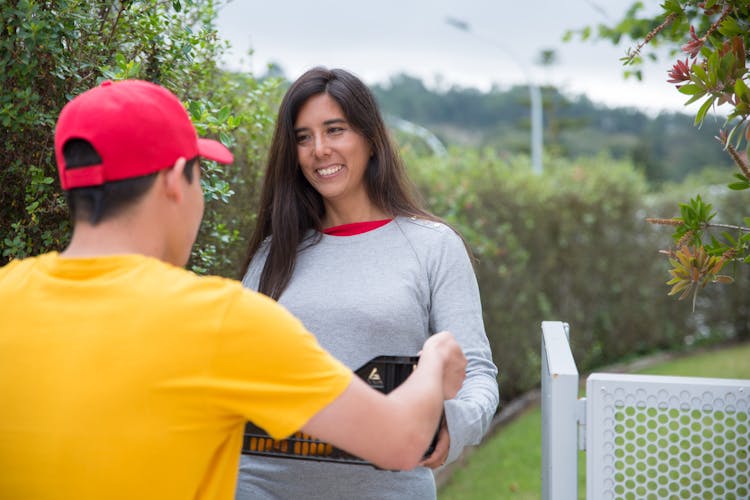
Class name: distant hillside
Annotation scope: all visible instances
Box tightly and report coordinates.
[371,73,732,183]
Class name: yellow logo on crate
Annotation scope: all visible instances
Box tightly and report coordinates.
[367,367,384,389]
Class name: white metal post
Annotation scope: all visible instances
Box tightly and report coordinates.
[541,321,579,500]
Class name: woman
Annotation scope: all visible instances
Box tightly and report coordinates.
[236,67,498,499]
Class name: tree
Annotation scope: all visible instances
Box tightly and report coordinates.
[572,0,750,309]
[0,0,280,276]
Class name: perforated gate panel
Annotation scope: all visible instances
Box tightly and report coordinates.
[586,373,750,500]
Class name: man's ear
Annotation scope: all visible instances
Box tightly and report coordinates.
[163,157,187,202]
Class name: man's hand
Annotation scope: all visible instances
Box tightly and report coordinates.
[421,331,466,399]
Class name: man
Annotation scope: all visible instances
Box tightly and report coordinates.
[0,79,466,499]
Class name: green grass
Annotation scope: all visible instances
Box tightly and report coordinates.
[636,342,750,378]
[438,342,750,500]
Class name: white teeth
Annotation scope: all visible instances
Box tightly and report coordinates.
[317,165,343,176]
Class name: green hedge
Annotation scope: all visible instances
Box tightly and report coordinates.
[407,149,748,400]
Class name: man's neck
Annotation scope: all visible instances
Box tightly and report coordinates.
[62,217,166,262]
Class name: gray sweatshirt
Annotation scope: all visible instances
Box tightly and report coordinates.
[236,216,499,500]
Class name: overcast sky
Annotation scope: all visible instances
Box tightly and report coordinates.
[215,0,698,115]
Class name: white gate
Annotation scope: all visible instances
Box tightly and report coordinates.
[541,321,750,500]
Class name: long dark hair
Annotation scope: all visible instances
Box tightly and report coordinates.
[241,67,446,299]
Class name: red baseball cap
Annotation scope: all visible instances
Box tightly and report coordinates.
[54,79,233,190]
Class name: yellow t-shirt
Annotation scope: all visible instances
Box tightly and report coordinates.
[0,253,352,500]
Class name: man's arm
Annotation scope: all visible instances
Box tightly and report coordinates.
[301,331,466,470]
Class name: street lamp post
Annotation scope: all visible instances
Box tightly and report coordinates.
[446,17,543,174]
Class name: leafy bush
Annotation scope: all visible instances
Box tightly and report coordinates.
[0,0,280,276]
[570,0,750,307]
[406,148,748,399]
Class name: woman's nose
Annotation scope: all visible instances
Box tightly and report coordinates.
[313,135,330,157]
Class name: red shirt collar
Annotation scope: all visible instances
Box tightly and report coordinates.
[323,219,393,236]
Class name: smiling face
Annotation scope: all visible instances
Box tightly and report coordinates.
[294,93,373,220]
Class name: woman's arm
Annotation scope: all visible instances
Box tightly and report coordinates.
[426,226,500,465]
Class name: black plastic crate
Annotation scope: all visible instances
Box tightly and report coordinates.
[241,355,439,466]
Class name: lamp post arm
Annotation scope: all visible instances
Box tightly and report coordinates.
[445,17,543,173]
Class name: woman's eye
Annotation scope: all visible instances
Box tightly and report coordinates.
[296,134,311,144]
[328,127,344,135]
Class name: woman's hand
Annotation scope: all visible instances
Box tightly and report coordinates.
[419,418,450,469]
